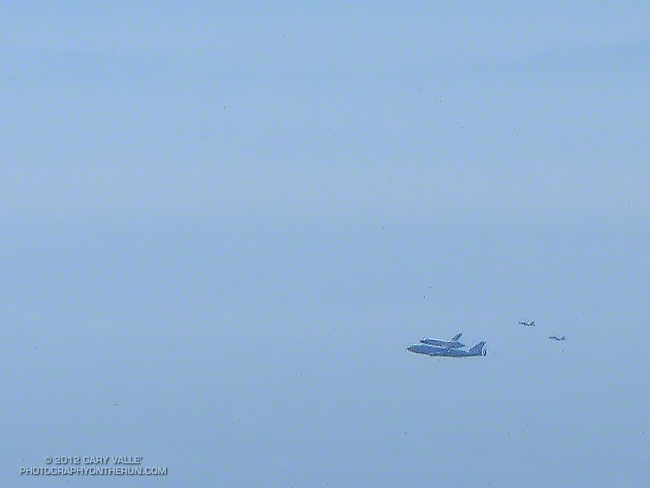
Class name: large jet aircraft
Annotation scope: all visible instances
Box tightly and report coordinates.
[407,341,487,357]
[518,320,536,327]
[419,333,465,349]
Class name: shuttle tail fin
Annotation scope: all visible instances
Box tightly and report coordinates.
[450,333,462,342]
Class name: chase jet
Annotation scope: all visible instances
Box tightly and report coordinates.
[407,341,487,357]
[518,320,536,327]
[549,335,566,341]
[419,333,465,349]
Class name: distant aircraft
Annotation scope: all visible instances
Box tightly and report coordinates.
[419,333,465,349]
[407,341,487,357]
[518,320,536,327]
[549,335,566,341]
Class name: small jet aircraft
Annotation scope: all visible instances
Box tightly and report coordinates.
[407,341,487,357]
[549,335,566,341]
[518,320,536,327]
[419,333,465,349]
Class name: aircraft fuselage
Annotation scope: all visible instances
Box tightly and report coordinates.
[407,344,484,357]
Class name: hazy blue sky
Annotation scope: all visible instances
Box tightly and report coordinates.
[1,2,649,486]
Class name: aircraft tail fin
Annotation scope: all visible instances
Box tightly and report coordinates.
[469,341,486,355]
[450,333,462,341]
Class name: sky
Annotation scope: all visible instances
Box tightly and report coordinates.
[1,1,649,486]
